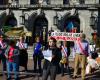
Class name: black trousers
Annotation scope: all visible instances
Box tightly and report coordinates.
[19,50,28,71]
[42,65,57,80]
[0,54,6,71]
[33,54,42,73]
[61,63,71,76]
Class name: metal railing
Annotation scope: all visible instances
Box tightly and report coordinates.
[0,4,99,10]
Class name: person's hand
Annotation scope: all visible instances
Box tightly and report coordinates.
[8,55,13,58]
[89,55,92,59]
[52,55,55,59]
[5,55,8,59]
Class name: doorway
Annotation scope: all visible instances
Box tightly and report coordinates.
[33,16,48,46]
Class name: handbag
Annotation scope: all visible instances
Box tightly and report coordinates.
[91,52,98,59]
[91,45,98,59]
[60,57,68,64]
[60,46,68,64]
[38,51,44,59]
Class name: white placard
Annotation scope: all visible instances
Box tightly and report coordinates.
[42,49,52,62]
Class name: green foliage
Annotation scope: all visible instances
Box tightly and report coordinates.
[2,26,12,33]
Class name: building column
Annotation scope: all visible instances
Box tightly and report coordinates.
[97,0,100,37]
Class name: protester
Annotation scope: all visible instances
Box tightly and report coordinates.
[16,36,28,71]
[33,37,43,74]
[72,33,90,80]
[60,41,71,77]
[5,40,19,80]
[89,41,98,59]
[86,57,99,74]
[0,35,7,72]
[42,37,62,80]
[86,41,99,74]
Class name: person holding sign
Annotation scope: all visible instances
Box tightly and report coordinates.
[72,33,90,80]
[42,37,62,80]
[60,41,71,77]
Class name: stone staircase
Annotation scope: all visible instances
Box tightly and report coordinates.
[27,46,33,59]
[27,46,74,61]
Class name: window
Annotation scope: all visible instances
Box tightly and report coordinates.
[3,0,8,4]
[30,0,38,4]
[63,0,69,4]
[45,0,50,4]
[0,0,8,5]
[79,0,85,4]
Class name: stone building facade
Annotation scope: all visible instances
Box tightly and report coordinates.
[0,0,100,45]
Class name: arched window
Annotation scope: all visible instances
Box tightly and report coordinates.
[79,0,85,4]
[63,0,69,4]
[30,0,38,4]
[0,0,8,5]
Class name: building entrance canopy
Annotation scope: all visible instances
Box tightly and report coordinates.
[5,26,32,39]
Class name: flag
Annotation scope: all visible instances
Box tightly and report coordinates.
[67,21,75,32]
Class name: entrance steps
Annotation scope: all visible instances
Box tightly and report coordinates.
[27,46,74,61]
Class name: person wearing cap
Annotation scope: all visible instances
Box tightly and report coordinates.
[42,37,62,80]
[0,35,7,71]
[72,33,90,80]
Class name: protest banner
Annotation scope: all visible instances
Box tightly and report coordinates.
[50,32,81,41]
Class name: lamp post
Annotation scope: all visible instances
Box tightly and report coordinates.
[48,27,54,36]
[53,12,59,26]
[53,11,63,29]
[90,11,98,30]
[20,11,29,25]
[43,26,46,41]
[90,11,98,43]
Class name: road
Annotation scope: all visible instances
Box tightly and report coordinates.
[0,59,100,80]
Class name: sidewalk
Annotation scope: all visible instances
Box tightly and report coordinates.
[0,59,100,80]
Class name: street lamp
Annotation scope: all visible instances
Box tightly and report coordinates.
[20,11,29,25]
[53,12,59,25]
[48,27,54,36]
[90,11,98,43]
[43,26,46,41]
[53,11,63,27]
[90,11,98,30]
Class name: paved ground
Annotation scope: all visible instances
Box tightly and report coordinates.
[0,59,100,80]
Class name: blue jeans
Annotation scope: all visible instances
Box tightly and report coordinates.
[7,61,19,79]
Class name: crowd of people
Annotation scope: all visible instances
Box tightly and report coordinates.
[0,33,100,80]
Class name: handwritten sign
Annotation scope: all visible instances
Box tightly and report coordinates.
[50,32,81,41]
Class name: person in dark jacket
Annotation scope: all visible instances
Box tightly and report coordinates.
[42,37,62,80]
[0,35,7,71]
[16,36,28,71]
[5,40,19,80]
